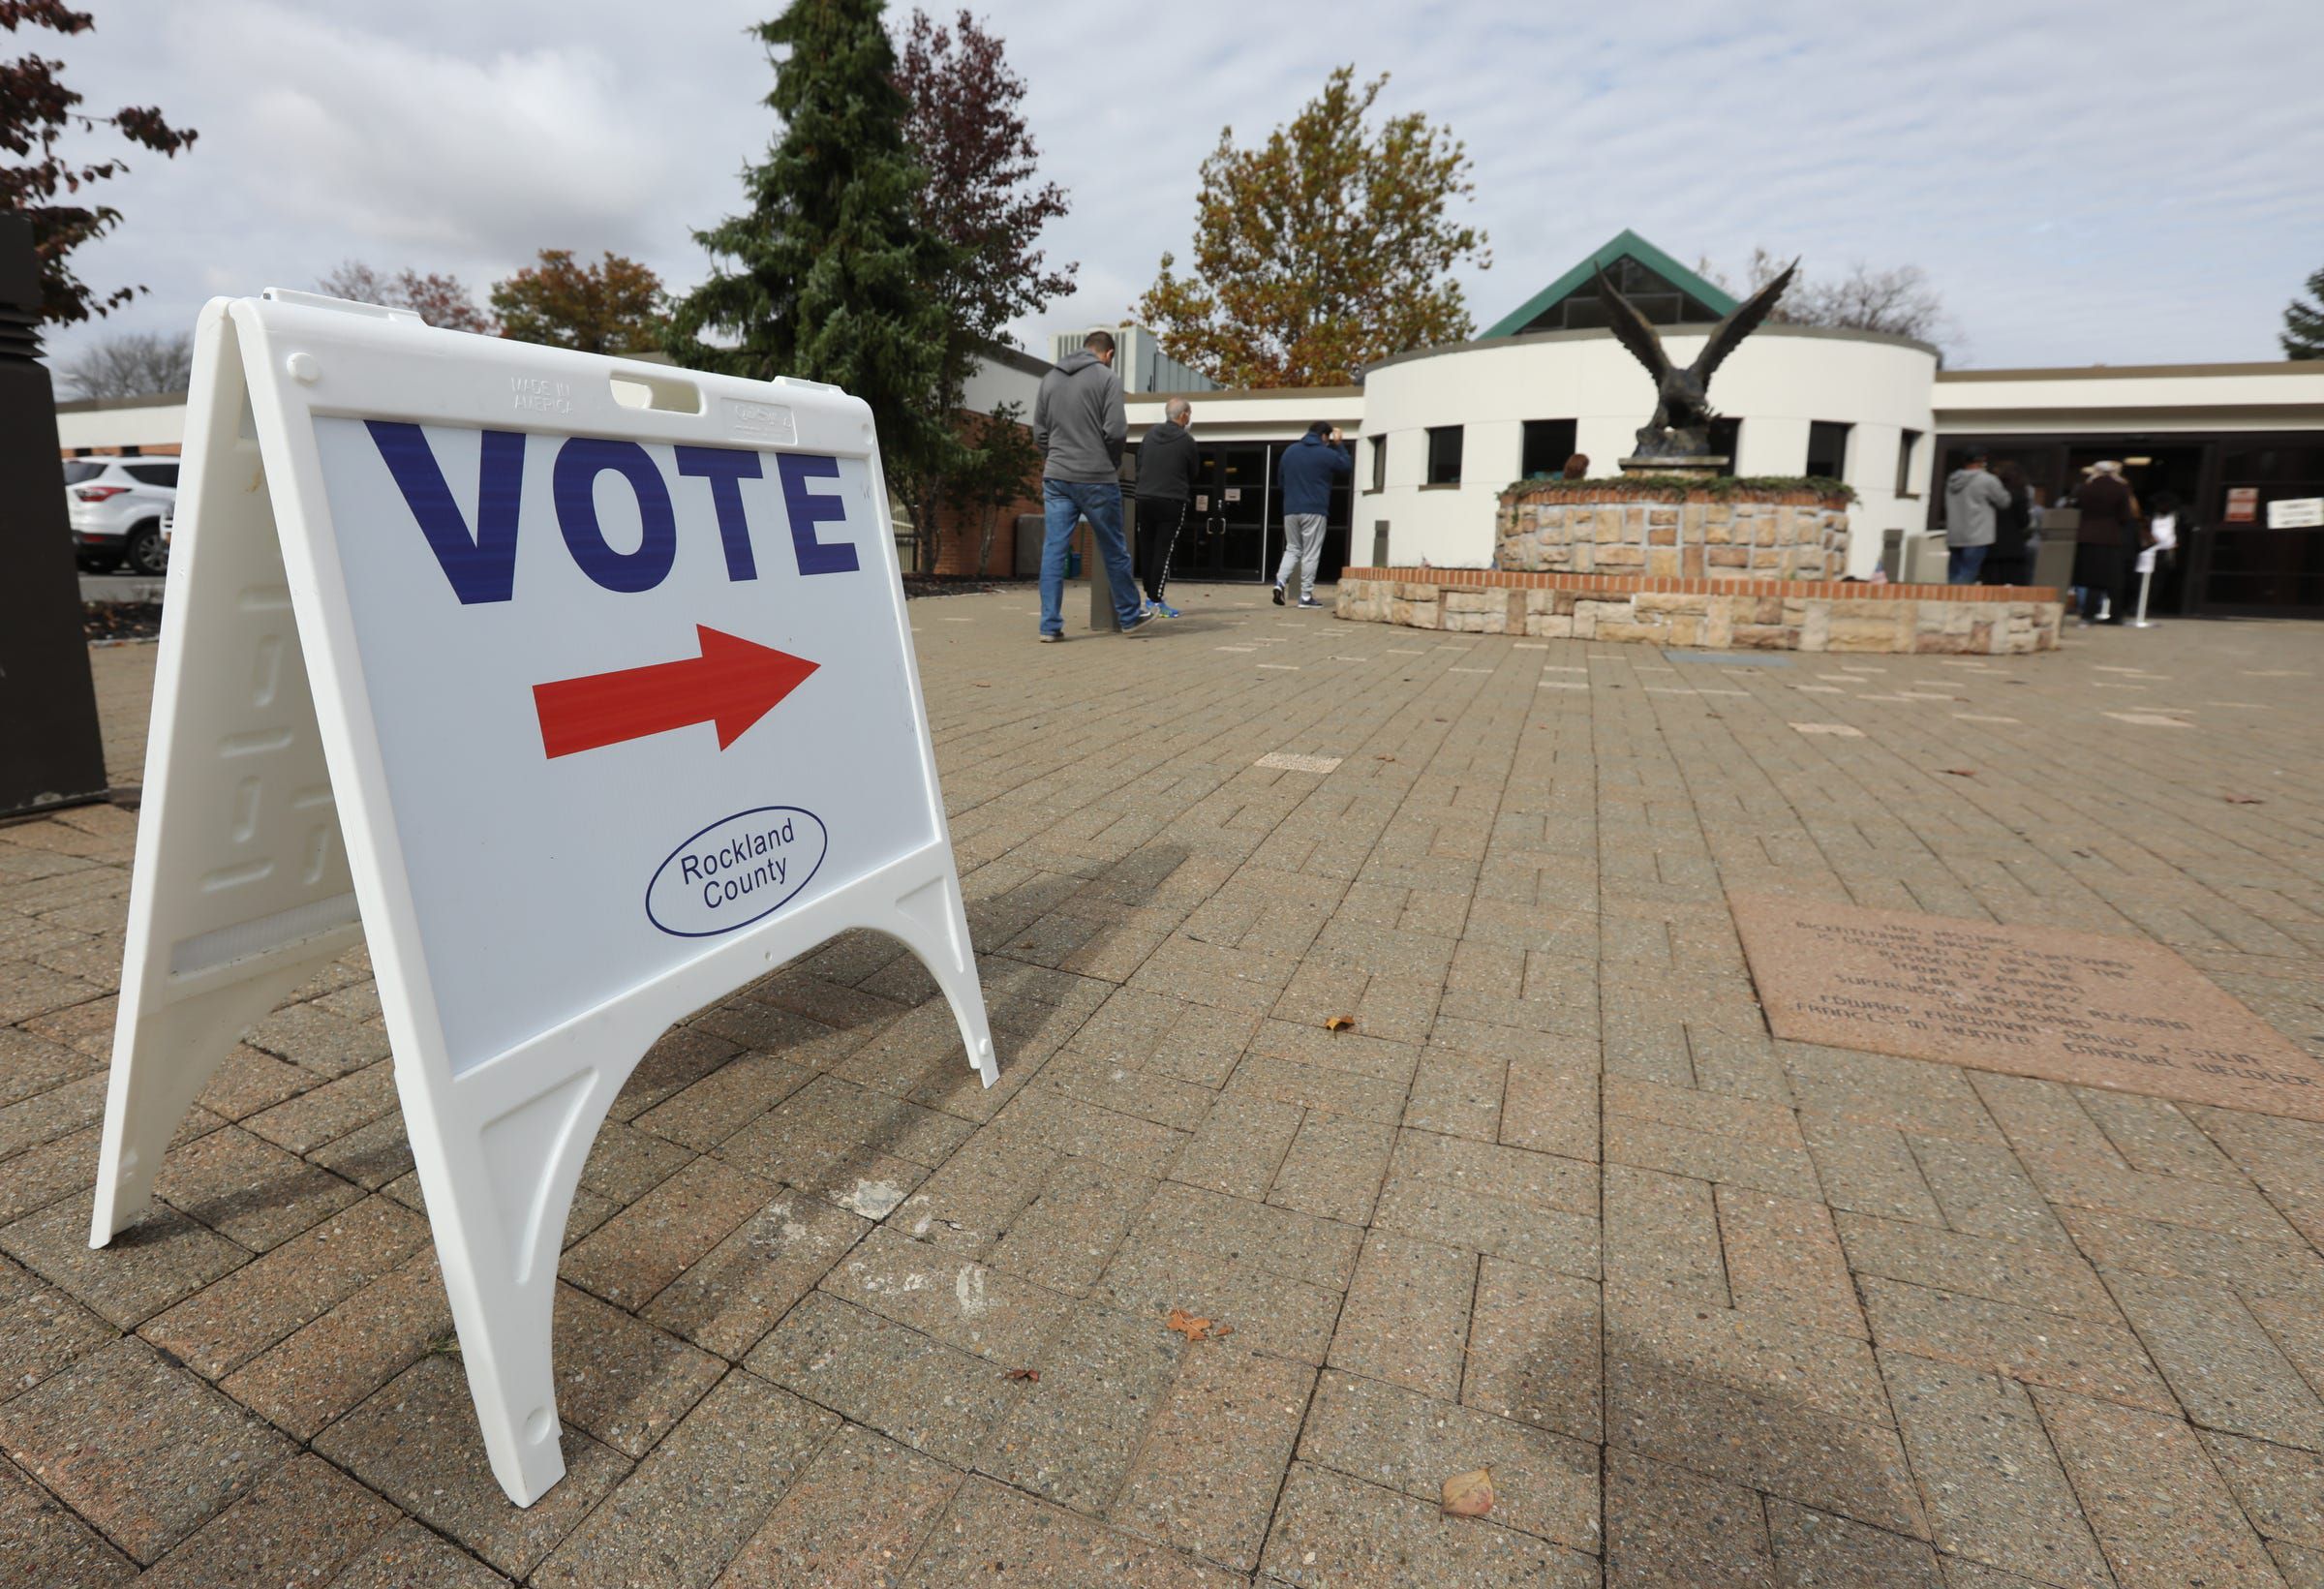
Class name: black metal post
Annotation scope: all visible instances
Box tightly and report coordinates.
[0,215,110,816]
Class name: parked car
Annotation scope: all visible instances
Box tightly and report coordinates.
[65,456,177,574]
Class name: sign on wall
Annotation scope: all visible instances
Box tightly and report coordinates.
[89,291,994,1507]
[2225,486,2258,523]
[2267,497,2323,529]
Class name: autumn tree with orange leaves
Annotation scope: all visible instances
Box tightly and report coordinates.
[1139,67,1487,388]
[492,249,667,354]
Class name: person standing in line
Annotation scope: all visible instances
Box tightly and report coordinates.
[1274,420,1351,608]
[1033,329,1150,641]
[1980,459,2034,585]
[1942,446,2009,584]
[1133,397,1197,618]
[2136,488,2185,616]
[2072,460,2136,626]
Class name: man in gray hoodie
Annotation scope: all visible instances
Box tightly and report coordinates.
[1942,447,2011,585]
[1033,330,1148,640]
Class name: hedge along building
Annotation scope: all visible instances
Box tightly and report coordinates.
[1121,229,2324,618]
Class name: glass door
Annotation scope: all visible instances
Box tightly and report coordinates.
[1177,444,1270,582]
[2200,439,2324,615]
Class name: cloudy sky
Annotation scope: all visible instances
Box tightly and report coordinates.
[39,0,2324,376]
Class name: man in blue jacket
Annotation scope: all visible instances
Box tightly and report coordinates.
[1274,421,1350,608]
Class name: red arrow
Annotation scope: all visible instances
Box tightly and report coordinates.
[533,626,818,759]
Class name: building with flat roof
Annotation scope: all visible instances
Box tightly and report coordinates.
[1117,231,2324,618]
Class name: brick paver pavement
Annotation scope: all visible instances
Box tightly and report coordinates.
[4,586,2323,1585]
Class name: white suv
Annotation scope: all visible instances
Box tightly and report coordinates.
[66,456,177,575]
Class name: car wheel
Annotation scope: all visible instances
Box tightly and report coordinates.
[123,521,167,576]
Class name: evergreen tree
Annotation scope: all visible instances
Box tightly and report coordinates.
[2284,266,2324,360]
[672,0,949,493]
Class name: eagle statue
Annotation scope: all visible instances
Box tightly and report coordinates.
[1594,259,1797,461]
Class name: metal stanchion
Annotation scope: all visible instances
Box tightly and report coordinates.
[2132,562,2156,628]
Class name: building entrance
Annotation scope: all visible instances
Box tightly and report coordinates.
[2202,438,2324,615]
[2064,444,2205,618]
[1171,443,1269,583]
[1130,438,1358,586]
[1934,433,2324,620]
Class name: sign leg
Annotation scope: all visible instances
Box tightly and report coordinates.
[884,871,997,1085]
[92,956,331,1243]
[403,1059,622,1507]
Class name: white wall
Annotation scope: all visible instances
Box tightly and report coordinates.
[1358,324,1938,573]
[1933,362,2324,435]
[1124,389,1363,443]
[55,398,187,452]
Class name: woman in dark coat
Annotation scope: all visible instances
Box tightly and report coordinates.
[2071,462,2136,624]
[1981,460,2034,585]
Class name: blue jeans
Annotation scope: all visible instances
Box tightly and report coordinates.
[1040,479,1142,635]
[1946,545,1988,585]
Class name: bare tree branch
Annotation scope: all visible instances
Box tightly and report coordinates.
[53,328,192,398]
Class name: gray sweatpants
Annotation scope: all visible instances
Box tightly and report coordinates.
[1277,512,1327,598]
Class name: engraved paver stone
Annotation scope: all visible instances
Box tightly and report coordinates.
[1733,896,2324,1120]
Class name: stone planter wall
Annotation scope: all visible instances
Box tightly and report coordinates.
[1334,568,2063,655]
[1498,483,1850,584]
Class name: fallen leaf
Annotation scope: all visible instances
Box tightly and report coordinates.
[1165,1307,1232,1342]
[1003,1367,1039,1382]
[1442,1468,1495,1517]
[2224,793,2265,805]
[1941,768,1977,778]
[1375,754,1396,762]
[1325,1015,1358,1033]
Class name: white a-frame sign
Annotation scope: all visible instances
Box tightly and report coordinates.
[91,291,995,1506]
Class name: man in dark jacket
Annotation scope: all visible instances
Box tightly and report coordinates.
[1273,421,1351,608]
[1133,398,1198,616]
[1033,330,1147,640]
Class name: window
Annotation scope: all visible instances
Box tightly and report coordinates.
[1521,418,1579,479]
[62,460,106,484]
[1528,256,1726,333]
[1895,428,1922,495]
[1367,434,1387,492]
[1806,422,1851,482]
[1425,426,1464,486]
[126,462,180,487]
